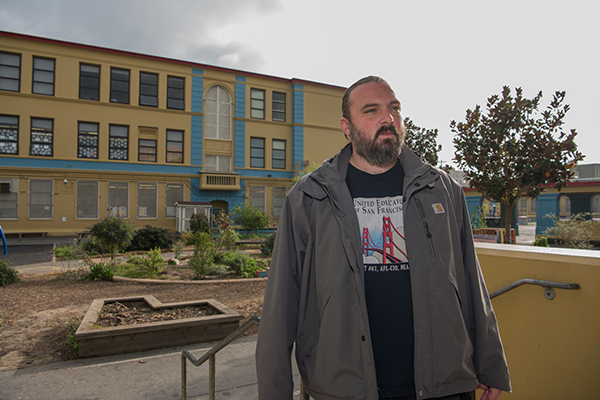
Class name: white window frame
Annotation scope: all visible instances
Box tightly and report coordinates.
[165,183,185,218]
[108,181,129,217]
[204,154,231,173]
[204,85,231,140]
[0,177,18,219]
[28,179,53,219]
[250,185,266,213]
[137,182,158,218]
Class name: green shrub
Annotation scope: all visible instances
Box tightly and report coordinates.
[53,245,79,260]
[261,233,276,256]
[187,232,216,277]
[214,212,239,249]
[544,213,598,249]
[85,261,114,281]
[88,215,135,259]
[189,213,210,234]
[122,248,166,278]
[65,317,81,355]
[230,204,270,234]
[173,240,185,259]
[0,260,21,287]
[127,225,173,251]
[533,236,549,247]
[218,250,266,277]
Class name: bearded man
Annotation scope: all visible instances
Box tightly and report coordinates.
[256,76,511,400]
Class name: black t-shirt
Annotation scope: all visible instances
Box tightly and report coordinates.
[346,161,415,398]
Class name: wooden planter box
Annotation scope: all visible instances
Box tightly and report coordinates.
[75,295,242,358]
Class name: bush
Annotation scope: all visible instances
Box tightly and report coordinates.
[0,260,21,287]
[189,213,210,234]
[125,247,165,278]
[261,233,276,256]
[217,250,267,277]
[88,215,135,259]
[187,232,216,277]
[127,225,173,251]
[230,204,270,234]
[544,213,598,249]
[85,261,114,281]
[214,211,239,249]
[533,236,549,247]
[53,245,78,260]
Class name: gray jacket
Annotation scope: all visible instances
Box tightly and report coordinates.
[256,144,511,399]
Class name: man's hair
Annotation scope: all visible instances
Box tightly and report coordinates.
[341,76,389,121]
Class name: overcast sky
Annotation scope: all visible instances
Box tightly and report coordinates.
[1,0,598,165]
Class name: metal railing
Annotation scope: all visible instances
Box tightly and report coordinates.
[181,316,310,400]
[490,279,580,300]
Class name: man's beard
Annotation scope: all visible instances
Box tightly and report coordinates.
[349,122,404,166]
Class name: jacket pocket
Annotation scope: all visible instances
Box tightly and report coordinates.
[414,196,436,258]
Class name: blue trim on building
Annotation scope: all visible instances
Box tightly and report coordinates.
[465,196,483,226]
[235,75,246,82]
[536,193,561,236]
[0,157,200,175]
[292,86,305,169]
[191,115,203,167]
[191,75,204,114]
[292,85,304,124]
[192,68,203,76]
[235,81,246,119]
[190,178,246,210]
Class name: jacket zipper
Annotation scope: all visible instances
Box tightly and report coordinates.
[414,196,436,258]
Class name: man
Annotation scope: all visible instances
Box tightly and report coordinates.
[256,76,511,400]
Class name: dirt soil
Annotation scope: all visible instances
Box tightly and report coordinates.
[98,300,220,327]
[0,273,266,371]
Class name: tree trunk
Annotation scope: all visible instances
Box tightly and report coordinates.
[504,201,514,244]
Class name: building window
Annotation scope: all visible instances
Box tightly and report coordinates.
[108,181,129,217]
[79,64,100,100]
[110,68,130,104]
[77,122,99,159]
[251,137,265,168]
[30,118,53,157]
[0,178,18,219]
[251,89,265,119]
[109,125,128,160]
[138,139,157,162]
[250,186,266,213]
[166,129,183,163]
[138,182,157,218]
[165,183,184,218]
[29,179,52,219]
[0,52,20,92]
[519,199,528,215]
[205,85,231,139]
[32,57,55,96]
[272,92,286,122]
[139,72,158,107]
[530,198,537,214]
[204,155,231,173]
[0,115,19,155]
[76,181,99,219]
[272,186,286,218]
[167,76,185,110]
[272,139,286,169]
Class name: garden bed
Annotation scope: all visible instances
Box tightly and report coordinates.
[74,295,242,357]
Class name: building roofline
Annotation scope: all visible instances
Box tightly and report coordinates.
[0,30,346,91]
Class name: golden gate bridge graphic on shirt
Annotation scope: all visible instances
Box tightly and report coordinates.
[362,216,408,264]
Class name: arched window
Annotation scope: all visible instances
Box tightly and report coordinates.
[204,85,231,140]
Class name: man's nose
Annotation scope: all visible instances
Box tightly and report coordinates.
[380,111,395,125]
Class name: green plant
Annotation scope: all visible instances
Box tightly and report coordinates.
[53,245,78,260]
[85,261,114,281]
[173,240,185,259]
[218,250,267,277]
[187,232,216,277]
[88,215,135,260]
[127,225,174,251]
[189,213,210,234]
[533,236,549,247]
[0,259,21,287]
[230,204,270,234]
[123,248,166,278]
[214,211,239,249]
[544,213,598,249]
[65,316,81,355]
[261,233,276,256]
[470,206,488,230]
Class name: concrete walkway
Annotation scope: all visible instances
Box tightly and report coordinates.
[0,335,304,400]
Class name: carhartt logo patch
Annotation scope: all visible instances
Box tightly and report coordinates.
[431,203,445,214]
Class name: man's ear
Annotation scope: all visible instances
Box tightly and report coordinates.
[340,117,351,139]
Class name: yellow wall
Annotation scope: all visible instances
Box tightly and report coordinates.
[475,243,600,399]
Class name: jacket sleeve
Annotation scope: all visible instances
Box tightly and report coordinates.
[256,188,308,400]
[456,184,512,393]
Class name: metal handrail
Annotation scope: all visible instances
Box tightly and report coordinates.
[490,279,580,299]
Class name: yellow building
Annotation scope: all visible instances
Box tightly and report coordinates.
[0,31,348,236]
